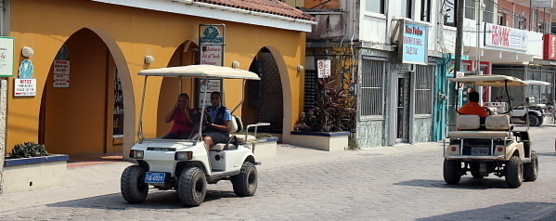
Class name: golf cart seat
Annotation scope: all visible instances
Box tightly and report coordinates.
[447,114,512,138]
[210,115,256,151]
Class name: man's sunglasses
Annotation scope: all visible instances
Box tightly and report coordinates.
[178,99,189,103]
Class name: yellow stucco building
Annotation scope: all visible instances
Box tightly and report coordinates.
[4,0,314,156]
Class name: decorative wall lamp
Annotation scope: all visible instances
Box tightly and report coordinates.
[22,46,34,58]
[232,61,240,68]
[144,55,155,64]
[297,65,305,72]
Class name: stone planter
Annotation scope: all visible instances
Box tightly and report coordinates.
[289,131,349,152]
[2,154,69,193]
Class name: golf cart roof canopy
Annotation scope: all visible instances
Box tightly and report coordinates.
[138,64,261,80]
[452,75,528,87]
[524,80,551,86]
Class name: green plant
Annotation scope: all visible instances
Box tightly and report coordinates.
[11,142,49,158]
[294,78,354,132]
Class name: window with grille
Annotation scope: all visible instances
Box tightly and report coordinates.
[415,65,434,115]
[361,59,385,117]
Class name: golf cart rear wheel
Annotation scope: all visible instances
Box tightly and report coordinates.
[120,165,149,203]
[505,156,523,188]
[523,151,538,182]
[231,161,258,196]
[178,167,207,207]
[443,159,461,185]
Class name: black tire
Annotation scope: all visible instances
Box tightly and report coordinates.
[120,165,149,203]
[505,156,523,188]
[528,114,542,126]
[524,151,538,182]
[443,159,461,185]
[178,167,207,207]
[231,161,258,196]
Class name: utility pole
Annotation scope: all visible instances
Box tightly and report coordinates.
[454,0,464,74]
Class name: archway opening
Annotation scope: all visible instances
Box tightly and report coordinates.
[156,40,199,137]
[39,28,121,155]
[243,47,284,131]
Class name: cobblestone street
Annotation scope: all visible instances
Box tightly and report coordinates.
[1,125,556,220]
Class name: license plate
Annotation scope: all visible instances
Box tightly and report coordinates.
[471,147,490,156]
[145,172,166,183]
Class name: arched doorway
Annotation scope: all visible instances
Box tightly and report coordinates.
[39,28,126,155]
[156,40,199,137]
[243,48,284,131]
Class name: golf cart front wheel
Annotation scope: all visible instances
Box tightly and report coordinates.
[178,167,207,207]
[120,165,149,203]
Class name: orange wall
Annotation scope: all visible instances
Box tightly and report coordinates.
[7,0,307,155]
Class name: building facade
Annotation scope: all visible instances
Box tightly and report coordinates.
[297,0,556,148]
[2,0,314,156]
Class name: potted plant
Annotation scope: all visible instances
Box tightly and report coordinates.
[2,142,69,193]
[292,78,355,151]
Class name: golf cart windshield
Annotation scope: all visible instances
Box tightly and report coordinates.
[137,65,260,141]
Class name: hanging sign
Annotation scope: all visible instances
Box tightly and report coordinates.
[398,21,428,65]
[14,78,36,97]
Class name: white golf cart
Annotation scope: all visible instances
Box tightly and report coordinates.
[444,75,538,188]
[485,80,552,126]
[121,65,268,206]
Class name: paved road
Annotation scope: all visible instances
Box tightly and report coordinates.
[1,125,556,220]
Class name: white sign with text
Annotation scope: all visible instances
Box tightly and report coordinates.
[14,78,37,97]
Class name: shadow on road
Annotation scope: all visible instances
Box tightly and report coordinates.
[416,202,556,221]
[45,189,239,210]
[394,177,520,189]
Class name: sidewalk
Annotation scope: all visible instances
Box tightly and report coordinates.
[0,142,443,213]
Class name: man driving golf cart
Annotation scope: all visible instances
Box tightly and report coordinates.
[459,90,488,117]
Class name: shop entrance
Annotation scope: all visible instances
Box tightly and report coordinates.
[243,48,283,131]
[395,72,411,144]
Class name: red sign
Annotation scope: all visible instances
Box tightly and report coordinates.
[543,34,556,60]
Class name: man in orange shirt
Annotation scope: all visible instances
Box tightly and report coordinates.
[459,91,488,117]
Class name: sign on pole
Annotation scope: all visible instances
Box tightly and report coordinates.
[198,24,225,107]
[456,71,465,90]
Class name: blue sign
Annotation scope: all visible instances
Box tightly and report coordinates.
[400,23,428,64]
